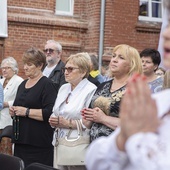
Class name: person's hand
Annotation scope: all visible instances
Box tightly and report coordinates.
[10,106,27,117]
[49,115,59,127]
[117,74,160,151]
[82,107,106,123]
[3,102,9,108]
[49,115,68,128]
[9,106,15,117]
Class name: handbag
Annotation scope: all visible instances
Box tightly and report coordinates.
[55,120,90,166]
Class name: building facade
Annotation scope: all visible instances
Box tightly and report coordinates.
[0,0,162,77]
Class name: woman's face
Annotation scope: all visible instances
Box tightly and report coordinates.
[141,56,158,75]
[64,61,85,86]
[1,62,15,79]
[163,24,170,68]
[23,62,41,78]
[109,49,131,76]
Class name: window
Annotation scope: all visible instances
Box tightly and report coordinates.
[0,0,8,37]
[55,0,74,16]
[139,0,163,22]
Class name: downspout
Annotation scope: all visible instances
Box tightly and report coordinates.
[98,0,106,72]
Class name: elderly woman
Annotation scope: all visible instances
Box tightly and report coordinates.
[0,57,23,155]
[49,52,97,170]
[9,48,57,167]
[82,44,142,142]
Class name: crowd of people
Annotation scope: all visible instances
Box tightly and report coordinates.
[86,0,170,170]
[0,0,170,169]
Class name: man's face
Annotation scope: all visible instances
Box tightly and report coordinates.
[44,42,61,65]
[163,24,170,68]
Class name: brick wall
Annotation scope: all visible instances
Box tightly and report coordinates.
[1,0,161,78]
[103,0,160,53]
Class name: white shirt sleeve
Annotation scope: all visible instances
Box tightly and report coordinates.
[86,116,170,170]
[125,117,170,170]
[85,128,129,170]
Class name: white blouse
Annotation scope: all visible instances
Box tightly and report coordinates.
[86,118,170,170]
[0,75,23,129]
[51,78,97,145]
[85,89,170,170]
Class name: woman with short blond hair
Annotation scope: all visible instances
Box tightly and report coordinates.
[49,52,97,170]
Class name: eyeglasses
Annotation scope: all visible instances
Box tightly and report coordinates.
[43,48,57,54]
[62,67,79,73]
[1,67,11,70]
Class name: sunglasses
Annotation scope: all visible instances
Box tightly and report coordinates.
[62,67,79,73]
[43,48,57,54]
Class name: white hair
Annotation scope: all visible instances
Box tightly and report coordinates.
[46,40,62,52]
[1,57,19,74]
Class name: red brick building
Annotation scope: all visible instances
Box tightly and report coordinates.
[0,0,162,78]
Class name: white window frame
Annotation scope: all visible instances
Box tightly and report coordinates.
[139,0,163,22]
[0,0,8,37]
[55,0,74,16]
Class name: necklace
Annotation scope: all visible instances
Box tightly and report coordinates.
[65,93,71,104]
[3,79,10,88]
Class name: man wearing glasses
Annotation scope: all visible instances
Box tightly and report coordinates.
[43,40,66,93]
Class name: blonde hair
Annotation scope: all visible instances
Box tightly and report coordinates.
[66,52,91,78]
[110,44,142,77]
[22,47,46,71]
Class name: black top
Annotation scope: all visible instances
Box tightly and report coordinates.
[88,74,100,87]
[90,79,126,142]
[12,76,57,147]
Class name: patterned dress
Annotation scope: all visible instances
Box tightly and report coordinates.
[90,79,126,142]
[148,76,163,93]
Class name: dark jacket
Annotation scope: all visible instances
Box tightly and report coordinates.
[48,60,66,93]
[88,74,100,87]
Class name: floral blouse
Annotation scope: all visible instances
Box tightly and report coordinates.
[90,79,126,142]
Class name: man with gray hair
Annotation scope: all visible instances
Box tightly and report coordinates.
[43,40,66,93]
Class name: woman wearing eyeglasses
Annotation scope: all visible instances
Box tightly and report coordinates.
[9,48,57,167]
[49,52,97,170]
[0,57,23,155]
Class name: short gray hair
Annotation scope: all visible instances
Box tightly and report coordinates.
[46,40,62,52]
[1,57,19,74]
